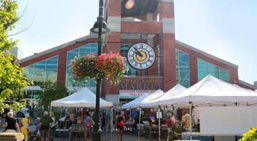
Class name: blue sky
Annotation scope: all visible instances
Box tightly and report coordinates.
[12,0,257,84]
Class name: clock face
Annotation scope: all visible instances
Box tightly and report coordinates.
[127,43,156,70]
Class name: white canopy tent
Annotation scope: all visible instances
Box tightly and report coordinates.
[138,89,164,139]
[51,87,114,138]
[166,75,257,139]
[122,93,149,109]
[140,89,165,107]
[168,75,257,107]
[141,84,187,108]
[51,87,113,108]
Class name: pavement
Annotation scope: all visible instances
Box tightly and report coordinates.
[53,132,166,141]
[0,118,166,141]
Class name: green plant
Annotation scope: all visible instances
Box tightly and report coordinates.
[240,127,257,141]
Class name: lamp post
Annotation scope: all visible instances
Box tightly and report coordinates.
[90,0,110,140]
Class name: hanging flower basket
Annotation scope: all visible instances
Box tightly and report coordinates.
[71,53,129,85]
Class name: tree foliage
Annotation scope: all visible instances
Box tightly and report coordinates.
[0,0,19,51]
[0,0,30,113]
[39,81,68,110]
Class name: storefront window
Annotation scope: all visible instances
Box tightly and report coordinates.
[197,58,230,82]
[176,49,190,87]
[23,56,58,86]
[66,43,97,91]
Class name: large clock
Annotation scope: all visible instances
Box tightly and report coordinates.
[127,43,156,70]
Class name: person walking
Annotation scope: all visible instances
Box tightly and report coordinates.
[49,111,55,141]
[84,112,93,138]
[3,112,20,133]
[101,113,106,131]
[20,114,30,141]
[115,112,125,141]
[166,113,174,141]
[39,111,53,141]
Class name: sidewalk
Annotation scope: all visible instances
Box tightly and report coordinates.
[53,132,166,141]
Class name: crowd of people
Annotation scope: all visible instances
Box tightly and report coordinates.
[0,108,197,141]
[1,110,55,141]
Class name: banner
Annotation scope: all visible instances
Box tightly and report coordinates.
[119,90,156,99]
[199,107,257,135]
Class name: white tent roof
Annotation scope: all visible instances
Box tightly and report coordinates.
[122,93,149,109]
[141,84,187,107]
[169,75,257,106]
[140,89,165,107]
[51,87,113,108]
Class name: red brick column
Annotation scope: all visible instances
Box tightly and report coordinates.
[159,0,176,91]
[103,0,122,96]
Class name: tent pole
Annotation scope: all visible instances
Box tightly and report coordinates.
[130,108,132,121]
[158,106,161,140]
[138,108,142,137]
[130,108,132,134]
[189,102,192,140]
[59,108,62,137]
[110,107,113,141]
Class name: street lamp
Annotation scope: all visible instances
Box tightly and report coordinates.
[90,0,110,140]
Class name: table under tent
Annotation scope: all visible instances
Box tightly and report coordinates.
[122,86,187,139]
[50,87,113,140]
[155,75,257,140]
[123,75,257,141]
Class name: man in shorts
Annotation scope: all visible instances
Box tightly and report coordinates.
[39,111,53,141]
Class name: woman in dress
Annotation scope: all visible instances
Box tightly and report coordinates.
[115,112,125,141]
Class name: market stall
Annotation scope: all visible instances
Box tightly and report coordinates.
[51,87,114,140]
[140,84,187,108]
[166,75,257,140]
[51,87,113,108]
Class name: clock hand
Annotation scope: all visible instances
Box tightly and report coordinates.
[133,47,143,57]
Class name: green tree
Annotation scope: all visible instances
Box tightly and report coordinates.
[0,0,19,52]
[39,81,68,111]
[0,0,30,113]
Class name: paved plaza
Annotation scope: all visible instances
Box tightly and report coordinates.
[53,132,166,141]
[0,118,166,141]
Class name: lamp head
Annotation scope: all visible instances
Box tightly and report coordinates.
[90,21,110,34]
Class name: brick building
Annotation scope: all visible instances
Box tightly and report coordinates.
[17,0,257,110]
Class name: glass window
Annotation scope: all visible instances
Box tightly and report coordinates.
[197,58,230,82]
[66,43,98,90]
[23,56,58,86]
[120,44,136,76]
[176,49,190,87]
